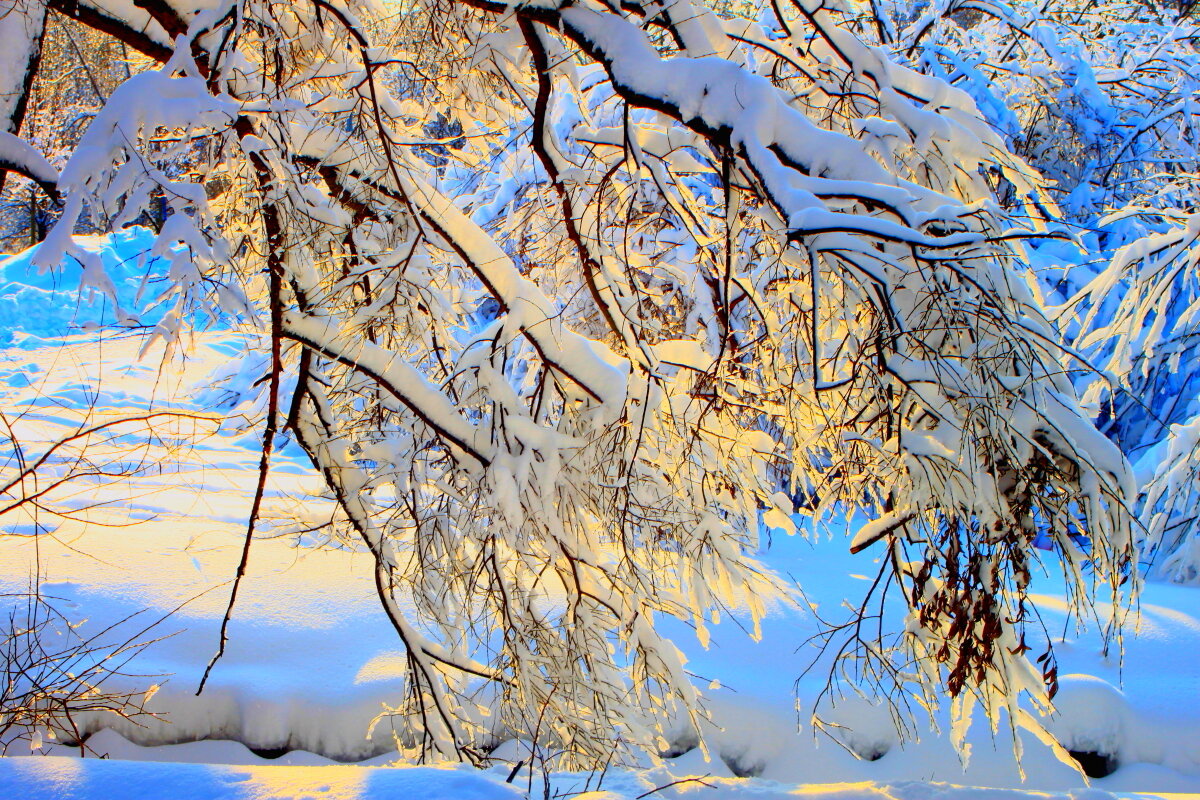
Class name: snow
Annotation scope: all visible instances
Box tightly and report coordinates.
[0,755,1192,800]
[559,6,940,241]
[0,226,175,345]
[0,0,45,131]
[0,130,57,186]
[0,262,1198,796]
[395,173,630,409]
[0,756,522,800]
[1,233,1200,796]
[282,309,490,467]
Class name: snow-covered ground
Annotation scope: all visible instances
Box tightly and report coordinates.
[2,231,1200,799]
[7,757,1196,800]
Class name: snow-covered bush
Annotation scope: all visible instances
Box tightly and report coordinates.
[0,0,1143,770]
[878,0,1200,582]
[0,588,167,755]
[883,0,1199,219]
[1096,213,1200,583]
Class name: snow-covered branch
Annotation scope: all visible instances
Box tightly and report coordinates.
[14,0,1145,770]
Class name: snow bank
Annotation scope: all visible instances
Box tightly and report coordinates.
[0,226,234,347]
[0,227,166,344]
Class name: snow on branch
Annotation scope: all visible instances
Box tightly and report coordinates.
[0,131,59,200]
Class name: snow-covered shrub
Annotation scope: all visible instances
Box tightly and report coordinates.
[881,0,1200,581]
[885,0,1199,220]
[0,588,165,754]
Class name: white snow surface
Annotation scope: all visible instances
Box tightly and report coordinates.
[0,755,1193,800]
[3,231,1200,798]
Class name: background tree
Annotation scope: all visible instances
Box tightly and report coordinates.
[0,3,155,249]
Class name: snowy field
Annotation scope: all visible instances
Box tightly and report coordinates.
[2,231,1200,799]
